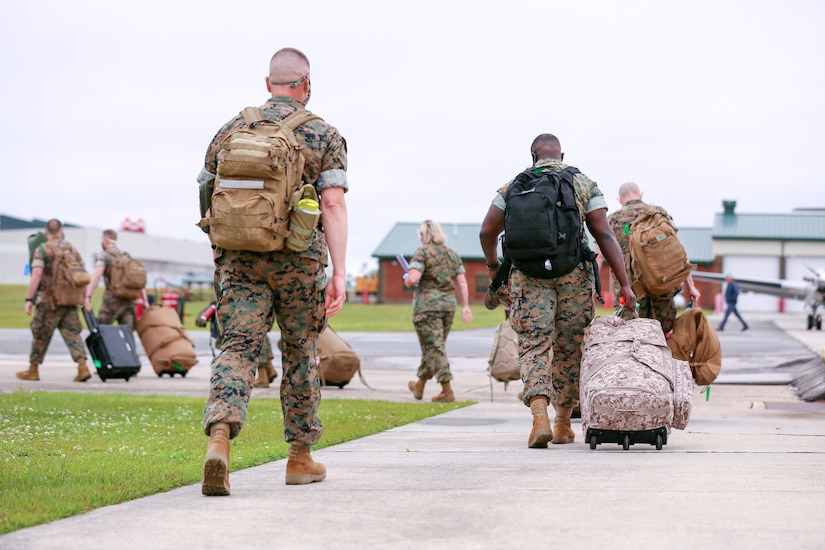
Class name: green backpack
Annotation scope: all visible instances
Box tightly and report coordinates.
[26,231,47,275]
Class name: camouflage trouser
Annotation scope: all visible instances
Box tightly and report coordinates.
[261,336,273,367]
[413,310,455,383]
[202,249,327,445]
[29,302,87,365]
[615,285,676,334]
[98,291,136,334]
[510,265,595,409]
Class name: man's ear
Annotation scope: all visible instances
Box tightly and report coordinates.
[560,152,565,161]
[264,76,272,93]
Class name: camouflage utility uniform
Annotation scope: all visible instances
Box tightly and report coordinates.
[96,245,137,333]
[29,240,87,366]
[199,96,347,445]
[607,199,677,333]
[409,244,465,383]
[492,158,605,409]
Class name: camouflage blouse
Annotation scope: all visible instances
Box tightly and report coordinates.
[409,244,465,314]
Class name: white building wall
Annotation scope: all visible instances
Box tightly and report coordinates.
[0,228,213,286]
[711,239,825,313]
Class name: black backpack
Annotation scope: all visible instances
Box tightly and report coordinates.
[503,166,592,280]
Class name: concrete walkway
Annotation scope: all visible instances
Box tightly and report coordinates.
[1,313,824,549]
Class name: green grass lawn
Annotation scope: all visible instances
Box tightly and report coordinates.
[0,284,620,331]
[0,391,469,535]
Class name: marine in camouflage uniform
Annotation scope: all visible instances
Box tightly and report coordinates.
[84,231,137,334]
[480,134,635,448]
[405,220,473,402]
[607,197,677,333]
[410,244,462,384]
[198,48,348,494]
[18,219,91,383]
[605,181,702,334]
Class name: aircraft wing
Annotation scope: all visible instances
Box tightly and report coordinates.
[691,271,811,301]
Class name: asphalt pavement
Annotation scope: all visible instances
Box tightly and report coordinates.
[1,312,824,549]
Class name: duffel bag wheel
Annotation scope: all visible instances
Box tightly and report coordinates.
[156,372,163,378]
[622,434,630,451]
[655,433,663,450]
[589,435,598,450]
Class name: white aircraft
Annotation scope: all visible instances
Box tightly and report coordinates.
[691,267,825,330]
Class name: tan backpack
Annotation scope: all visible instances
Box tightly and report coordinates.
[41,241,90,307]
[198,107,321,252]
[108,251,147,300]
[317,326,369,388]
[487,320,520,389]
[628,208,695,297]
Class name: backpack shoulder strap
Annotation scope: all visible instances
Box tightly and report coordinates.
[281,109,322,130]
[240,106,321,130]
[240,107,264,125]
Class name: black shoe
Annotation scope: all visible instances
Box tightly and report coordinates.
[741,326,749,331]
[716,326,724,331]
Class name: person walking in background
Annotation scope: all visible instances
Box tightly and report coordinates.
[406,220,473,403]
[480,134,635,449]
[198,47,348,495]
[605,182,700,334]
[718,274,749,331]
[84,229,139,334]
[18,218,91,383]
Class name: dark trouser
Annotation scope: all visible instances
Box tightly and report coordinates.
[719,303,747,329]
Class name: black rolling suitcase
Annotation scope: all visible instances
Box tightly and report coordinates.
[83,311,142,382]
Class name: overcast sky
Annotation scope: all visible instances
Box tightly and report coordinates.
[2,0,823,276]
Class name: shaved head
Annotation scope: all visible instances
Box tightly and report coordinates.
[45,218,62,236]
[530,134,562,162]
[269,48,310,84]
[618,182,642,204]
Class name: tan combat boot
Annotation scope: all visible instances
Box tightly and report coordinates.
[552,404,576,444]
[528,396,553,448]
[285,444,326,485]
[253,366,271,388]
[202,422,231,496]
[74,358,92,383]
[407,378,427,400]
[16,362,40,381]
[431,381,455,402]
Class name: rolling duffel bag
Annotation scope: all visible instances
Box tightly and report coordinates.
[136,305,198,377]
[580,315,693,450]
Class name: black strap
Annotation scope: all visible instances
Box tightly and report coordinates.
[488,258,512,292]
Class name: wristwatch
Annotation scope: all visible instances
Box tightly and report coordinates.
[25,297,33,303]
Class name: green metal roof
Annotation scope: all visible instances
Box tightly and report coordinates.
[373,222,489,260]
[0,214,81,230]
[712,212,825,241]
[678,227,714,264]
